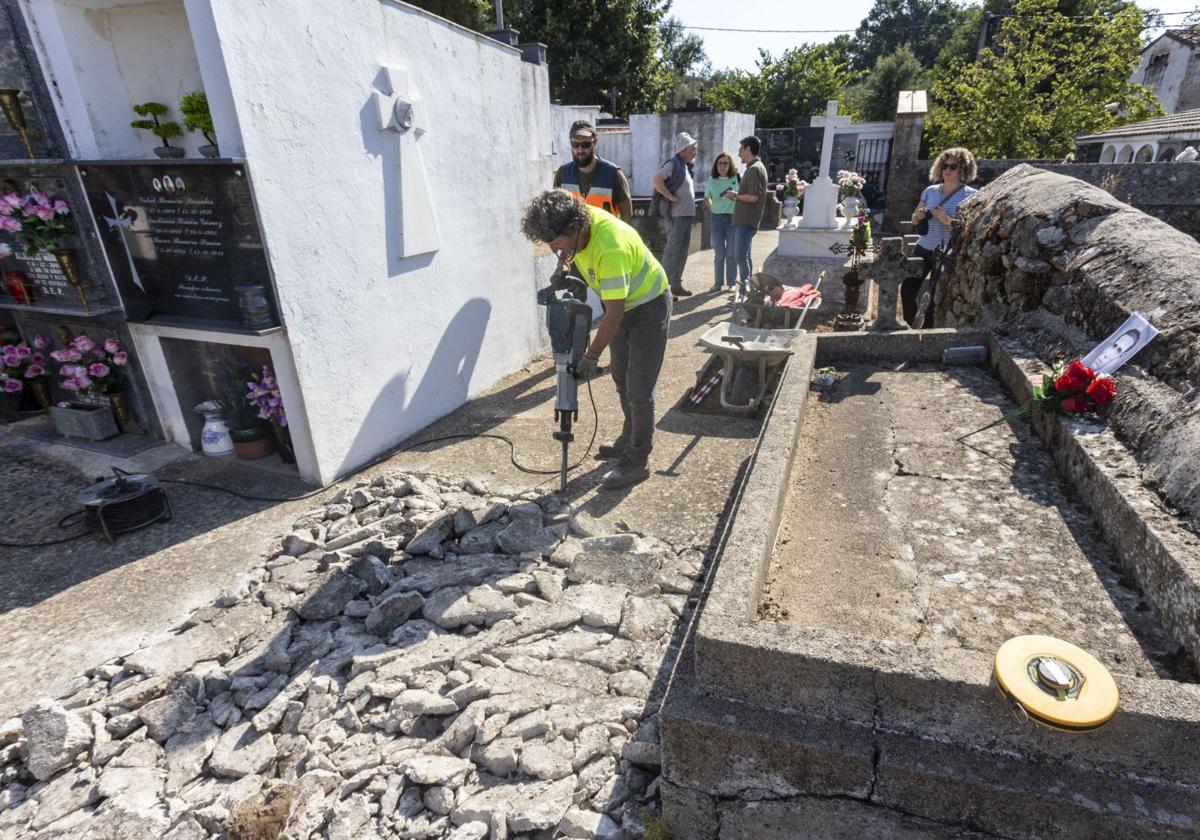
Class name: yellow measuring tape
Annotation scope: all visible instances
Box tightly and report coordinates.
[994,635,1119,733]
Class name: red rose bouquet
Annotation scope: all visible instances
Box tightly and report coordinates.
[958,359,1115,441]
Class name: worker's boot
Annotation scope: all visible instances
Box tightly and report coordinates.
[597,439,627,459]
[601,460,650,490]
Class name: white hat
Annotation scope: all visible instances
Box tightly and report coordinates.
[674,132,698,153]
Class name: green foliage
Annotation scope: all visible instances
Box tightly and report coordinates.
[130,101,182,146]
[755,45,856,127]
[131,101,168,118]
[849,0,960,71]
[850,45,927,122]
[404,0,491,29]
[660,16,710,108]
[642,811,675,840]
[701,69,766,116]
[179,92,215,144]
[506,0,671,115]
[926,0,1162,159]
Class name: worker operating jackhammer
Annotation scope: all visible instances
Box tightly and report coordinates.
[521,190,672,490]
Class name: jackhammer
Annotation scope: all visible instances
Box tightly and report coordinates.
[537,261,598,492]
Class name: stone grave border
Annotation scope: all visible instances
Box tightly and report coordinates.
[662,328,1200,839]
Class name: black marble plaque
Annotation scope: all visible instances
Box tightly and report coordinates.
[78,161,278,328]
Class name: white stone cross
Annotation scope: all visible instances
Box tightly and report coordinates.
[797,101,852,230]
[373,65,441,259]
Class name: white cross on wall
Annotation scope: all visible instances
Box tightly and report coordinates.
[373,65,441,259]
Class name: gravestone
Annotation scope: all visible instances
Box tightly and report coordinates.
[862,237,923,331]
[79,162,278,329]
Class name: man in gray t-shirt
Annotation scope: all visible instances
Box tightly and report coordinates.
[652,132,698,297]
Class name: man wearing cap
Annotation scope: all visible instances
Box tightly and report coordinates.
[554,120,632,221]
[652,132,698,298]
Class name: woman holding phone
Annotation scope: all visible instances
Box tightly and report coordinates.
[704,151,740,292]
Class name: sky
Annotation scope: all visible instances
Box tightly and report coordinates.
[669,0,1200,72]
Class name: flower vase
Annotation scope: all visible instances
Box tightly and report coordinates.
[107,391,132,430]
[51,249,90,312]
[274,425,296,464]
[194,401,234,456]
[29,379,50,409]
[781,197,800,223]
[841,195,861,218]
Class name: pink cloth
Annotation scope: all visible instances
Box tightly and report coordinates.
[773,284,820,309]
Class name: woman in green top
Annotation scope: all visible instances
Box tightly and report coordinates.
[704,152,739,292]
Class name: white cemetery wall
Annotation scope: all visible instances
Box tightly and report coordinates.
[630,111,755,197]
[208,0,552,484]
[598,129,633,183]
[22,0,208,158]
[549,104,601,175]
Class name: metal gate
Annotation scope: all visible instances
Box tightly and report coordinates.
[855,138,891,196]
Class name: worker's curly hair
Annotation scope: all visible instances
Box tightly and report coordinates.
[521,189,590,243]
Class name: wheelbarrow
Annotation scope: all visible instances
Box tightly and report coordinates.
[697,322,803,413]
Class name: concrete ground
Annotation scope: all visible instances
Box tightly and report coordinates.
[0,233,779,720]
[759,362,1194,682]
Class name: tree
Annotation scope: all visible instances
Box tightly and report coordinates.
[406,0,491,30]
[926,0,1161,159]
[505,0,671,115]
[660,16,711,107]
[849,0,961,71]
[851,45,927,121]
[755,46,856,127]
[700,69,765,116]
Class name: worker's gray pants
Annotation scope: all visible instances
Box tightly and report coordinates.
[661,215,692,289]
[608,292,672,468]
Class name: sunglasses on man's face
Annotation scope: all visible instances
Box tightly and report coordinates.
[942,161,959,171]
[571,140,594,150]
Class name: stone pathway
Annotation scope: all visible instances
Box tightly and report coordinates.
[0,471,700,839]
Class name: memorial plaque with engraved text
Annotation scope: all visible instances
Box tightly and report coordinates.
[79,162,277,328]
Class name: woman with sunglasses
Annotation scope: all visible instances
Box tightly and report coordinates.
[704,151,740,292]
[907,147,977,322]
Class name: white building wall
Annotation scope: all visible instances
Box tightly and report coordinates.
[549,104,600,176]
[207,0,552,483]
[630,111,755,197]
[24,0,208,158]
[598,130,633,181]
[1134,36,1192,113]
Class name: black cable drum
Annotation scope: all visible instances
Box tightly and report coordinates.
[75,471,172,542]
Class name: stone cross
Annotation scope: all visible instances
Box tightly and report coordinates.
[862,237,925,331]
[797,101,853,229]
[373,65,441,259]
[101,191,146,292]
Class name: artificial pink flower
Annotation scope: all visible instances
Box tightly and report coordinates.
[29,192,48,205]
[61,378,78,391]
[63,347,81,362]
[3,378,21,393]
[88,362,109,378]
[111,351,128,366]
[58,364,74,376]
[0,216,21,233]
[30,352,43,365]
[52,200,69,216]
[103,337,120,354]
[25,364,44,378]
[2,355,19,368]
[50,349,68,362]
[14,345,30,358]
[33,205,54,222]
[71,335,94,353]
[32,335,47,350]
[0,243,11,259]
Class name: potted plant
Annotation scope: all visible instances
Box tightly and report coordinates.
[774,169,808,222]
[48,334,130,438]
[0,333,51,411]
[247,364,294,464]
[131,102,184,158]
[214,357,274,459]
[180,92,219,158]
[0,189,89,310]
[837,169,866,218]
